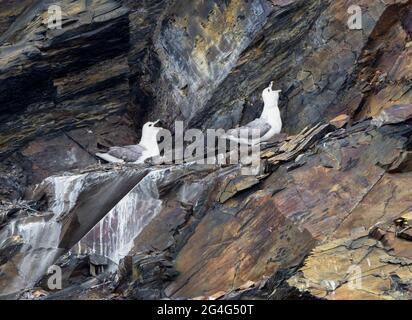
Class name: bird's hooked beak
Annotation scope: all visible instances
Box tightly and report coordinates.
[153,119,161,126]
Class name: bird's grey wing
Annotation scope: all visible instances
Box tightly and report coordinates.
[125,145,146,160]
[124,145,146,153]
[96,153,124,163]
[108,146,143,162]
[245,118,272,136]
[227,119,271,139]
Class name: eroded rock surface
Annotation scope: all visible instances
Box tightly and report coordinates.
[0,0,412,300]
[2,0,412,187]
[1,104,411,299]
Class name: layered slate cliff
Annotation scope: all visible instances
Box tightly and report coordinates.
[2,0,412,187]
[1,104,412,299]
[0,0,412,300]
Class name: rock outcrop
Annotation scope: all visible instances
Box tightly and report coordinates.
[1,104,412,299]
[0,0,412,300]
[2,0,412,188]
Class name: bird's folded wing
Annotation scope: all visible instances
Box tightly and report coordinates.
[108,145,145,162]
[124,145,146,152]
[226,118,272,139]
[96,153,125,163]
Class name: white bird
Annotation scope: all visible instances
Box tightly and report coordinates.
[222,82,282,145]
[96,120,163,164]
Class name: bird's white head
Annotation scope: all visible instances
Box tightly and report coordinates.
[262,82,281,106]
[142,120,163,136]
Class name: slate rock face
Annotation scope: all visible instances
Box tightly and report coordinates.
[0,0,136,186]
[1,107,411,299]
[2,0,412,188]
[372,104,412,127]
[289,227,412,300]
[0,0,412,300]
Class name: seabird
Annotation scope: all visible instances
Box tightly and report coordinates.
[96,120,163,164]
[222,82,282,145]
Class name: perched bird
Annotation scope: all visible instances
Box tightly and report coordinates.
[222,82,282,145]
[96,120,163,164]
